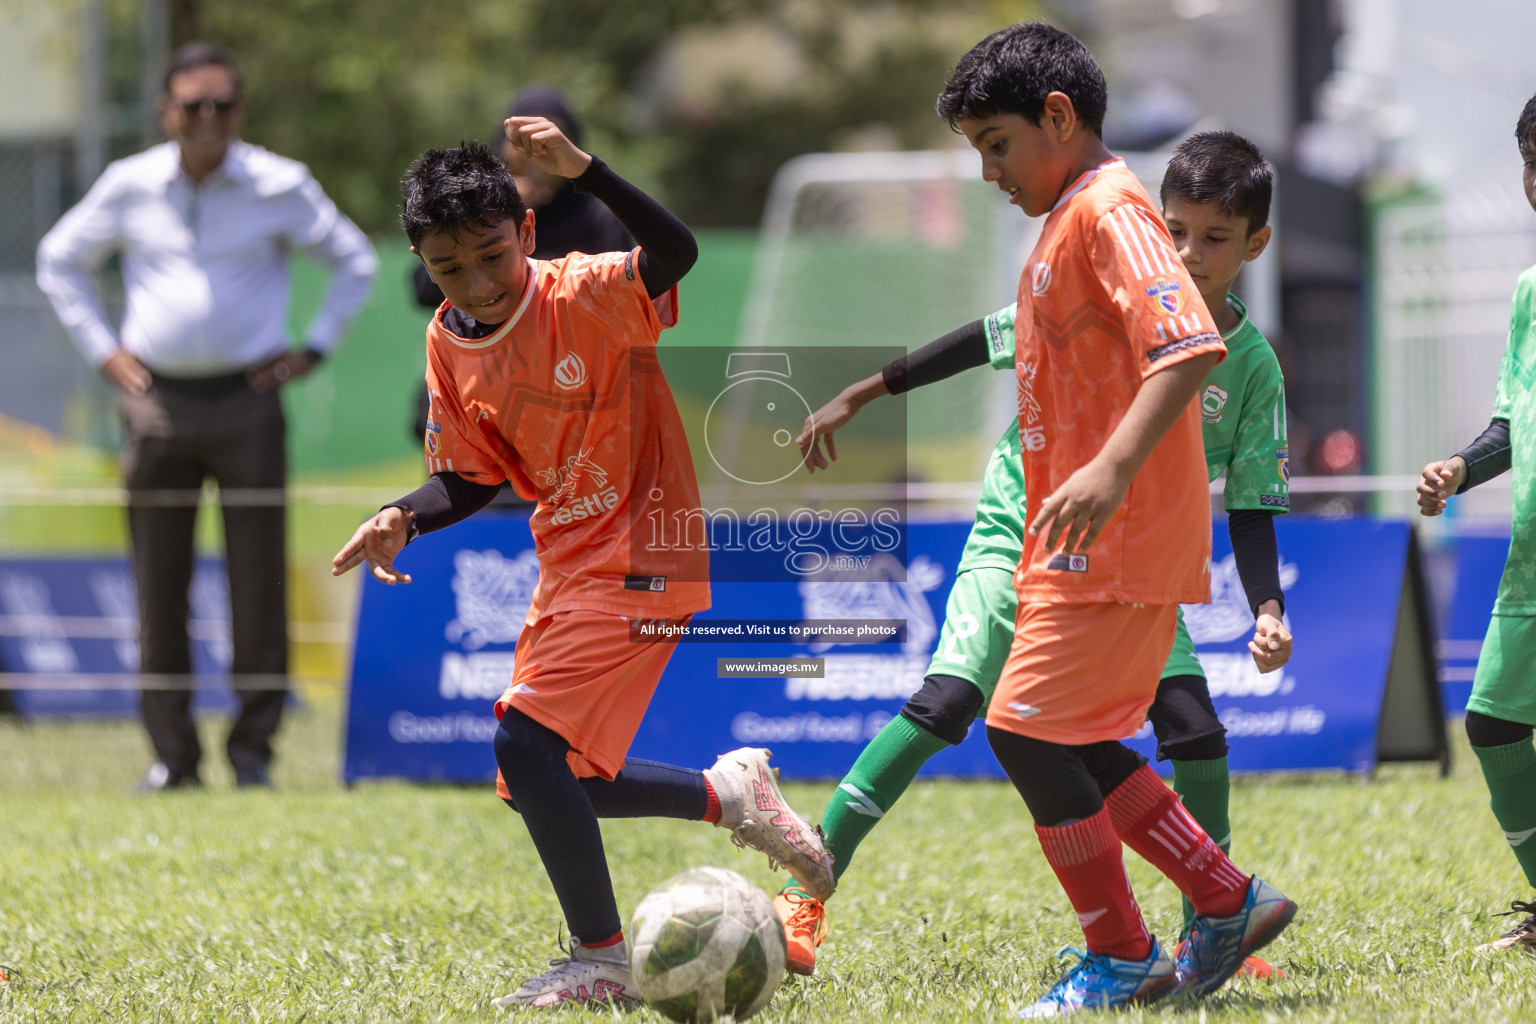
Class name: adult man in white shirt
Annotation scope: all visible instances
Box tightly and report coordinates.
[36,43,377,791]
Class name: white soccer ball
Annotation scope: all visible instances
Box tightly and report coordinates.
[629,866,788,1022]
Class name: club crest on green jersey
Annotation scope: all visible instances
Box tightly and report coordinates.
[1200,384,1228,423]
[1145,278,1183,315]
[1277,446,1289,482]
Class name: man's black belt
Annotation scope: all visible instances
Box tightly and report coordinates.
[149,368,253,398]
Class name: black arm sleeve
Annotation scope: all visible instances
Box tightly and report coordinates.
[1453,418,1511,493]
[880,318,990,395]
[572,156,696,299]
[385,472,503,540]
[1228,509,1284,617]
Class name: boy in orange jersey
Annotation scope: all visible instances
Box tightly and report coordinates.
[934,25,1296,1015]
[332,124,833,1010]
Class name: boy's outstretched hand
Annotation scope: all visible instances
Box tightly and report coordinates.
[504,116,592,180]
[1416,456,1466,516]
[1250,600,1292,673]
[332,507,414,585]
[796,373,888,474]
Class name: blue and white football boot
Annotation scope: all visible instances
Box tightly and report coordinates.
[1174,876,1297,997]
[1018,941,1178,1018]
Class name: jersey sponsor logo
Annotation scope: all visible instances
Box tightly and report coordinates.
[1276,446,1289,482]
[1200,385,1228,423]
[1017,360,1046,451]
[1031,262,1052,296]
[624,574,667,592]
[444,548,540,650]
[1047,553,1089,573]
[1007,701,1042,718]
[553,351,587,391]
[548,486,620,525]
[538,447,610,508]
[425,419,442,455]
[1146,277,1184,315]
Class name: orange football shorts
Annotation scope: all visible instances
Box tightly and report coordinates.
[986,601,1179,745]
[494,611,687,795]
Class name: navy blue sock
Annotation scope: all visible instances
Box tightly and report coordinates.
[494,709,620,944]
[494,711,711,943]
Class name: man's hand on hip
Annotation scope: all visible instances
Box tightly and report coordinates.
[249,350,320,392]
[102,349,151,397]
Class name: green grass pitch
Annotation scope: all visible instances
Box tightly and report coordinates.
[0,699,1531,1023]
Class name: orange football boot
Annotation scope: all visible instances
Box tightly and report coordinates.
[774,888,828,976]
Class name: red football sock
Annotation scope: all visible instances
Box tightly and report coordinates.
[701,776,722,824]
[1105,765,1248,918]
[1035,807,1152,961]
[582,929,625,949]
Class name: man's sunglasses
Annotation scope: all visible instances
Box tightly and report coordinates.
[179,97,237,116]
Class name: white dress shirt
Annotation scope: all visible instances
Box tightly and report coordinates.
[36,140,377,375]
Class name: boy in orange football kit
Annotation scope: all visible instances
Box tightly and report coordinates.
[931,25,1296,1015]
[332,121,833,1010]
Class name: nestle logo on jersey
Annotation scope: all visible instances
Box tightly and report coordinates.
[1047,553,1089,573]
[546,487,619,525]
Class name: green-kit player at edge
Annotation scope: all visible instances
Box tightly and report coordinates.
[1416,89,1536,954]
[776,131,1295,977]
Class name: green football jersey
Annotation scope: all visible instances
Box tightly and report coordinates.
[950,295,1288,576]
[1199,295,1290,513]
[1489,264,1536,614]
[954,304,1027,575]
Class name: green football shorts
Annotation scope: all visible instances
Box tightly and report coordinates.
[924,569,1211,713]
[1468,613,1536,726]
[1160,607,1206,681]
[925,567,1015,706]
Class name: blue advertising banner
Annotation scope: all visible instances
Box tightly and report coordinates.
[343,514,1442,782]
[1439,532,1509,714]
[0,557,234,718]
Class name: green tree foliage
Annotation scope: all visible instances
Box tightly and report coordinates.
[160,0,1037,232]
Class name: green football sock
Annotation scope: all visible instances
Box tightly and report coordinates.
[779,713,950,895]
[1172,756,1232,932]
[1472,738,1536,889]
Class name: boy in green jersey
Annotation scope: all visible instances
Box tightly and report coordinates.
[1416,91,1536,954]
[775,131,1294,976]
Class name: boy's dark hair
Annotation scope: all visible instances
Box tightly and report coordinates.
[1517,91,1536,150]
[163,42,241,94]
[1159,130,1274,235]
[936,22,1107,136]
[400,141,529,246]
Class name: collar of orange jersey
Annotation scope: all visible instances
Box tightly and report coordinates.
[440,259,537,350]
[1051,157,1127,213]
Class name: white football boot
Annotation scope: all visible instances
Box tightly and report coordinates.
[491,936,637,1010]
[706,747,836,901]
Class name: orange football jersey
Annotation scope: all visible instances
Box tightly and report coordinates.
[423,250,710,621]
[1012,158,1226,605]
